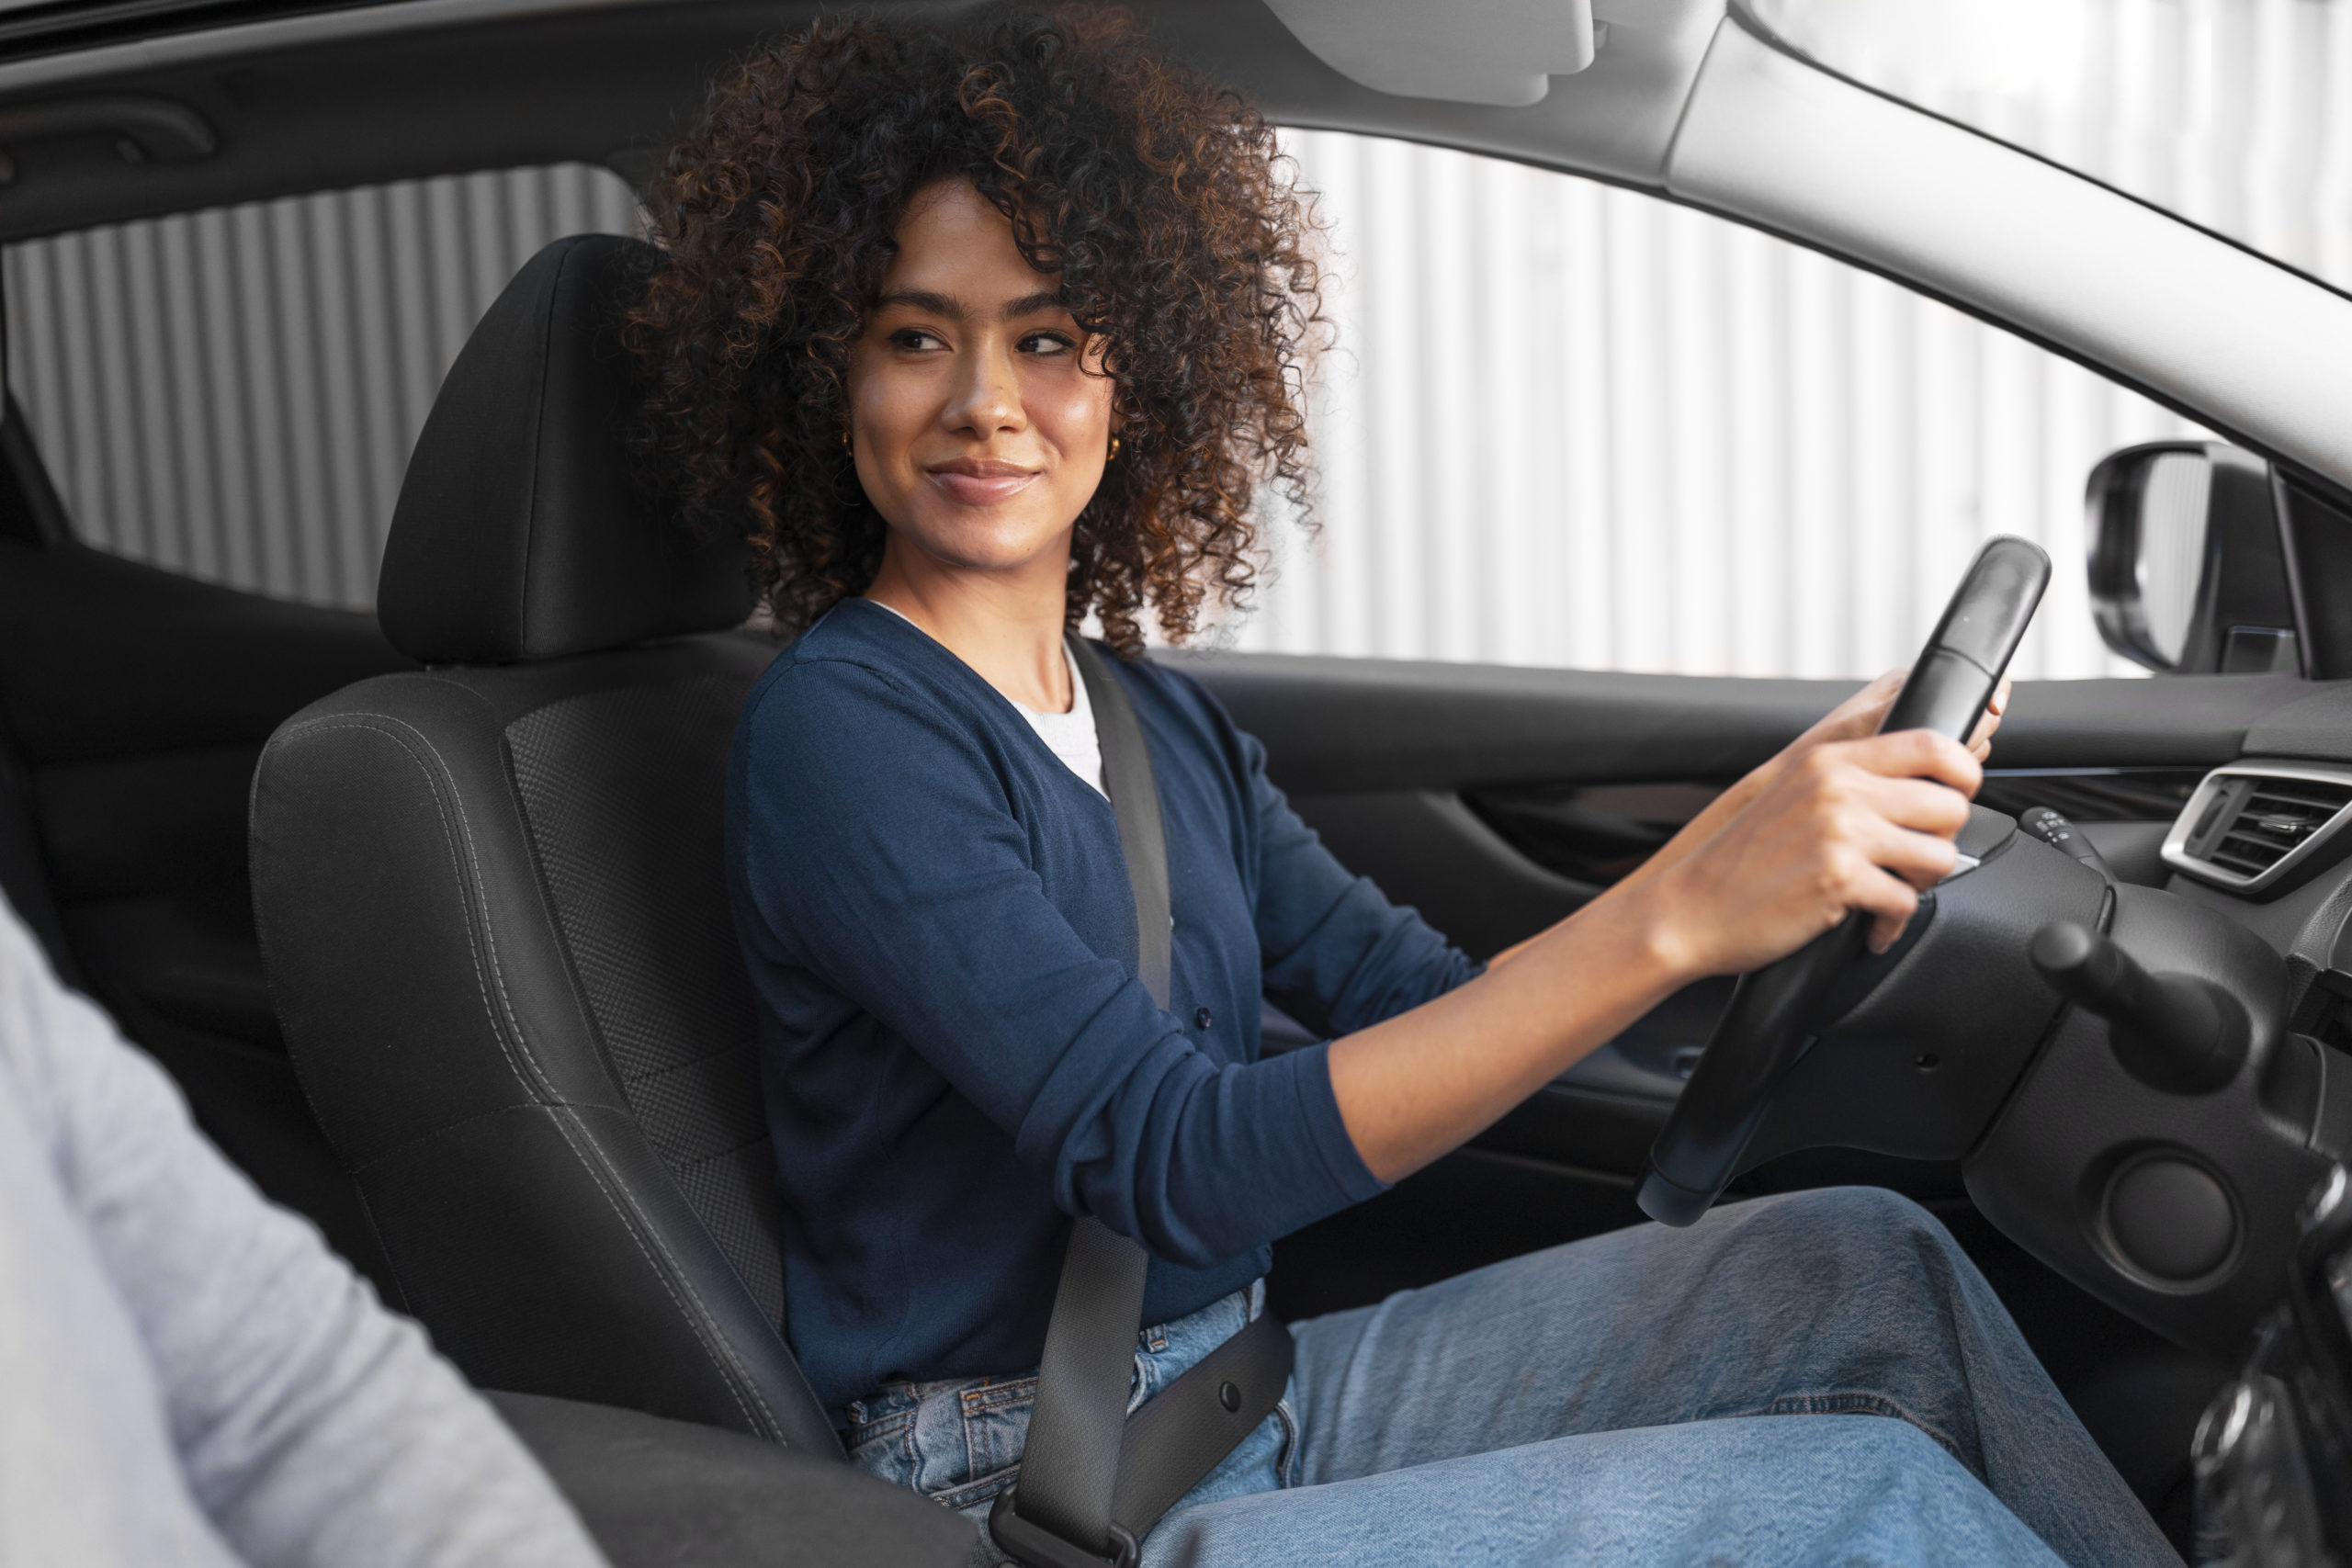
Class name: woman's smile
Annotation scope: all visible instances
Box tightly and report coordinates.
[843,178,1117,595]
[924,456,1043,508]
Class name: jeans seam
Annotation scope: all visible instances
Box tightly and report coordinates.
[1738,1390,1969,1466]
[960,1377,1040,1415]
[1273,1395,1301,1489]
[932,1460,1023,1513]
[845,1408,916,1468]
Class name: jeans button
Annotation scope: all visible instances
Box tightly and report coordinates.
[1194,1006,1213,1030]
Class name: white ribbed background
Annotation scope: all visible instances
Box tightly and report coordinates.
[7,0,2318,682]
[1758,0,2352,292]
[1225,129,2201,679]
[3,164,640,608]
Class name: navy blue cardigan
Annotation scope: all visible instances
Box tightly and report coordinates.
[725,600,1478,1413]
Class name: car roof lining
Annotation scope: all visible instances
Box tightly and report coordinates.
[0,0,1724,245]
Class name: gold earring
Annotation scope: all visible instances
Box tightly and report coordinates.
[841,429,852,452]
[1107,434,1122,459]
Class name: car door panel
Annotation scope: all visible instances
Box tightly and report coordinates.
[1187,655,2335,1196]
[1283,788,1589,961]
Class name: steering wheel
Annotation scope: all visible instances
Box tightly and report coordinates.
[1634,536,2053,1226]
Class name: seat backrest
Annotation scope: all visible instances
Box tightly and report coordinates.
[249,234,837,1452]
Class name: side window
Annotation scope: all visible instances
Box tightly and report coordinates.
[1230,131,2211,680]
[3,138,2207,680]
[2,163,640,609]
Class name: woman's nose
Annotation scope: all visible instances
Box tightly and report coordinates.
[944,342,1024,436]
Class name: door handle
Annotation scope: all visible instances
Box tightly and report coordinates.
[0,95,216,184]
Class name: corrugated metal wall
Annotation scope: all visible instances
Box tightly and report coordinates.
[0,86,2243,678]
[1758,0,2352,296]
[1230,130,2205,680]
[2,164,640,607]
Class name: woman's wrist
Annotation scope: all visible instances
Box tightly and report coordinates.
[1606,864,1713,995]
[1616,769,1763,895]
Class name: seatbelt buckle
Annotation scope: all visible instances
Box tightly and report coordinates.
[988,1489,1139,1568]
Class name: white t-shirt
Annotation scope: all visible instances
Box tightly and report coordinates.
[869,603,1107,798]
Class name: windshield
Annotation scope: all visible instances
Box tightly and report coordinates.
[1748,0,2352,293]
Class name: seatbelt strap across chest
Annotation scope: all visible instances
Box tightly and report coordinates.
[987,638,1295,1568]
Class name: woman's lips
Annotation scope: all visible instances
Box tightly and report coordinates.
[925,459,1041,507]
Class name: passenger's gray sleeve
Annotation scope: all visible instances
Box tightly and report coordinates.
[0,901,608,1568]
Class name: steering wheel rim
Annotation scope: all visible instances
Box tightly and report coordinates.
[1634,536,2053,1226]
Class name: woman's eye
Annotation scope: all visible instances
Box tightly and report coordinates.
[1020,332,1076,355]
[889,328,945,352]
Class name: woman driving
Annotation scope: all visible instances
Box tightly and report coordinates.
[628,8,2178,1564]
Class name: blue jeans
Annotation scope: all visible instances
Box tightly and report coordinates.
[844,1187,2182,1567]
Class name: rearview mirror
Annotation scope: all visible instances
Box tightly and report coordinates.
[2086,441,2301,674]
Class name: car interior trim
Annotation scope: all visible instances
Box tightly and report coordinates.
[0,0,657,91]
[0,0,1728,245]
[1665,16,2352,498]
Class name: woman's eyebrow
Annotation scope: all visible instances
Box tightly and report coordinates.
[871,288,1069,321]
[997,290,1067,320]
[874,288,963,318]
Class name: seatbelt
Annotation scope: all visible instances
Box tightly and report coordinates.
[987,638,1295,1568]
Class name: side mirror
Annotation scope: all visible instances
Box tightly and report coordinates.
[2086,442,2301,674]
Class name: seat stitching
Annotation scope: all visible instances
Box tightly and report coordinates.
[273,711,782,1437]
[274,716,544,1101]
[619,1037,752,1086]
[403,712,782,1436]
[541,1102,768,1435]
[668,1134,773,1169]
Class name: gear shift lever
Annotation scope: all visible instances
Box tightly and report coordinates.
[2029,921,2246,1094]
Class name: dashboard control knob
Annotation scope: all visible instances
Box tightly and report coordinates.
[2104,1154,2238,1282]
[2029,921,2248,1094]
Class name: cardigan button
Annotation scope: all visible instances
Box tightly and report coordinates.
[1194,1007,1213,1030]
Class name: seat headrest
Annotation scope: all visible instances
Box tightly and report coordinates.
[378,233,752,664]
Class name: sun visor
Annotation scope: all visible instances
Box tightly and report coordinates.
[1261,0,1597,107]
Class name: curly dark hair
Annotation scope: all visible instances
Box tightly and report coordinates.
[624,4,1325,653]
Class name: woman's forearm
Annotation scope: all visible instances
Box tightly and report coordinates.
[1610,771,1766,897]
[1328,876,1694,1184]
[1330,713,1989,1186]
[1481,773,1765,976]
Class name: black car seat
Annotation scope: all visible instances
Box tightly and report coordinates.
[248,234,837,1453]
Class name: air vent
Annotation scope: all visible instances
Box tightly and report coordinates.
[2162,764,2352,894]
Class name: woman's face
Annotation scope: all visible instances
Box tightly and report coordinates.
[848,180,1115,579]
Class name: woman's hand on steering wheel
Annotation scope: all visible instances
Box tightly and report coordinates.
[1337,716,1984,1184]
[1788,667,2012,767]
[1595,668,2008,915]
[1642,727,1984,976]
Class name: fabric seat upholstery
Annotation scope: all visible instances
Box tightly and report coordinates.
[249,234,837,1451]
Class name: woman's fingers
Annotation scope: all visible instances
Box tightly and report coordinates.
[1842,728,1984,797]
[1863,818,1962,890]
[1827,843,1925,953]
[1817,668,1905,742]
[1794,740,1973,949]
[1867,904,1917,954]
[1964,676,2013,760]
[1849,773,1974,836]
[1657,718,1987,976]
[1783,668,1907,763]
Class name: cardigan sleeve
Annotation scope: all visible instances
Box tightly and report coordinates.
[1243,729,1484,1036]
[732,658,1384,1269]
[1132,667,1481,1038]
